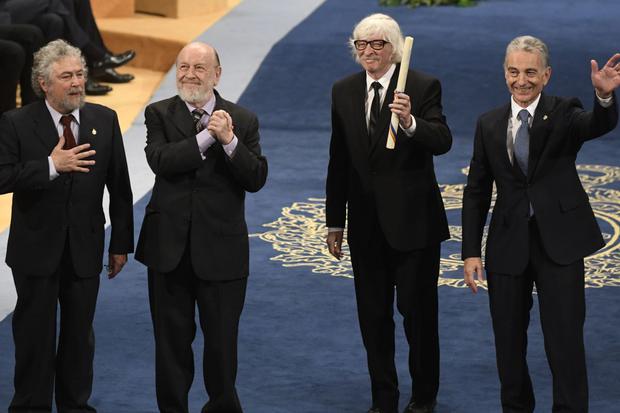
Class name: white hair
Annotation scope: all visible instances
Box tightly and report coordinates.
[349,13,404,63]
[31,39,87,98]
[505,35,550,68]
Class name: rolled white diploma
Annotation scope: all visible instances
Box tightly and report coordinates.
[386,36,414,149]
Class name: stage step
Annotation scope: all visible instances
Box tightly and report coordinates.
[92,0,231,19]
[92,0,135,18]
[98,1,239,72]
[135,0,231,18]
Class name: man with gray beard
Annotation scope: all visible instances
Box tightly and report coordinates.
[135,42,267,413]
[0,39,133,412]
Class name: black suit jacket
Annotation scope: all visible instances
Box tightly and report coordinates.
[462,93,618,274]
[135,92,267,281]
[326,67,452,251]
[0,100,134,277]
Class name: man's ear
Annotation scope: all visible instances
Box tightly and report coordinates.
[543,66,552,86]
[39,77,48,94]
[214,66,222,87]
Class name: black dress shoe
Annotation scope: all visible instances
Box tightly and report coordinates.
[91,50,136,71]
[403,399,436,413]
[93,68,134,83]
[85,78,112,95]
[112,50,135,62]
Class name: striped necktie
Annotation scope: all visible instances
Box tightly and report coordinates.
[192,108,206,133]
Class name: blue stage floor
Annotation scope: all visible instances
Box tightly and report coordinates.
[1,0,619,411]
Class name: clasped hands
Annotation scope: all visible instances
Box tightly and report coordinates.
[207,110,234,145]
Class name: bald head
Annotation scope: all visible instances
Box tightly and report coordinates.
[176,42,222,107]
[176,42,220,68]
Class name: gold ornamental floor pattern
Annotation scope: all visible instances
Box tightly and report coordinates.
[252,164,620,289]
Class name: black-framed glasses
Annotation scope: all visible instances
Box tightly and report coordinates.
[354,39,390,51]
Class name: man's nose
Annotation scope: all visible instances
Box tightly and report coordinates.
[185,69,198,78]
[362,49,376,59]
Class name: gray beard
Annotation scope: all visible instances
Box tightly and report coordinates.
[58,94,85,113]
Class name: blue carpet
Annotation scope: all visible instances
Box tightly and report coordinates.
[2,0,620,411]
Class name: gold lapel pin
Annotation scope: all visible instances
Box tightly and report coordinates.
[92,128,97,135]
[543,115,548,121]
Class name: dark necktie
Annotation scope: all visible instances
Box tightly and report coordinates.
[192,108,206,133]
[368,81,382,139]
[514,109,530,175]
[60,114,77,150]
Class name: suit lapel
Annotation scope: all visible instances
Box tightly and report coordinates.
[69,105,96,183]
[493,103,520,177]
[168,96,195,139]
[32,101,60,152]
[349,73,370,154]
[78,105,95,147]
[213,89,225,113]
[528,94,553,180]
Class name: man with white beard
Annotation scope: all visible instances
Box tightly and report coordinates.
[135,42,268,413]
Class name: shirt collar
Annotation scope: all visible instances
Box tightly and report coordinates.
[510,93,541,121]
[45,100,80,127]
[366,64,396,93]
[185,93,216,115]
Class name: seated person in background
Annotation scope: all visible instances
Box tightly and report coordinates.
[60,0,136,89]
[2,0,136,96]
[0,37,25,114]
[0,9,45,113]
[0,0,63,41]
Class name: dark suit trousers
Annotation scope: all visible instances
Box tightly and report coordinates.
[349,219,440,412]
[0,24,44,113]
[10,243,99,413]
[0,38,23,115]
[71,0,108,54]
[148,245,247,413]
[59,0,106,63]
[487,219,587,413]
[3,2,64,42]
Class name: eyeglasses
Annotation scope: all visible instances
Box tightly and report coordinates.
[354,40,390,51]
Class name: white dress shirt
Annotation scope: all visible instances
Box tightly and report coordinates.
[365,63,416,136]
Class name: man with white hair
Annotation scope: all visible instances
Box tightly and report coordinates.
[463,35,620,412]
[325,13,452,413]
[0,39,134,412]
[136,41,268,413]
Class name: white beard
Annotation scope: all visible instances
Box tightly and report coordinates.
[178,84,209,105]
